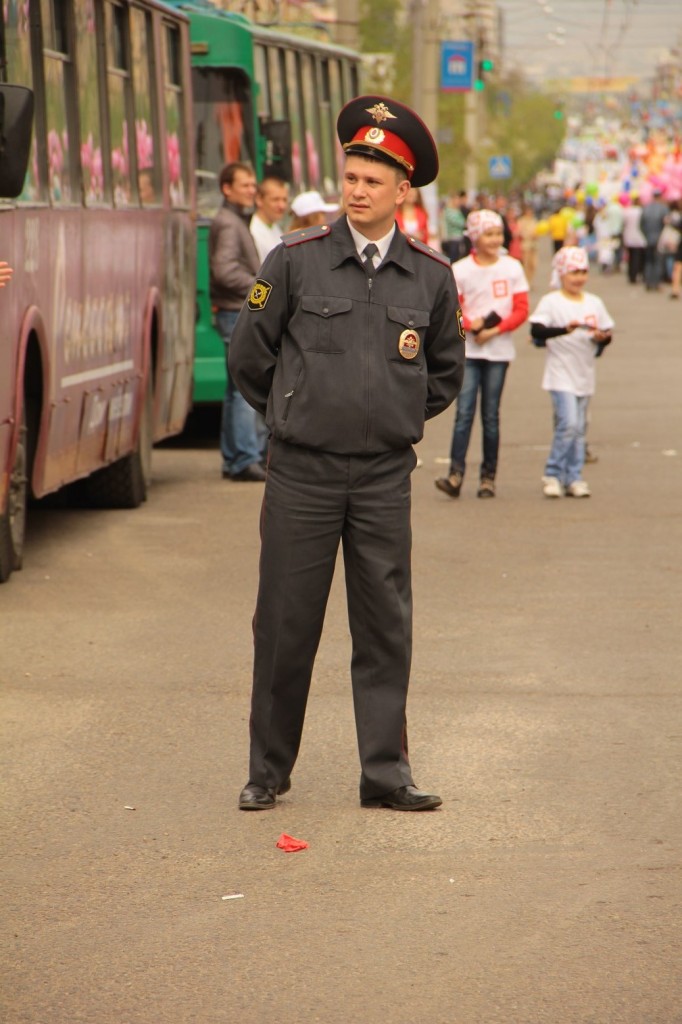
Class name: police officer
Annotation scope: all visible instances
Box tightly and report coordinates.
[229,96,465,811]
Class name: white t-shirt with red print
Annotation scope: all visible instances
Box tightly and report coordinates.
[530,289,615,396]
[452,253,529,362]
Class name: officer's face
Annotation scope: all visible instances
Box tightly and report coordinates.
[343,156,410,239]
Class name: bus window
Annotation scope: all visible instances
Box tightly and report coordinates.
[299,53,320,188]
[105,1,135,207]
[75,0,106,206]
[41,0,78,205]
[253,44,270,120]
[163,22,188,208]
[131,6,161,207]
[285,50,304,187]
[4,3,44,201]
[328,59,345,182]
[267,47,287,122]
[317,60,336,197]
[191,67,254,218]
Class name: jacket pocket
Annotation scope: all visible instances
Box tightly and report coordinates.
[385,306,431,363]
[299,295,353,353]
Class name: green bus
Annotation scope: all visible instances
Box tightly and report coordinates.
[165,0,361,403]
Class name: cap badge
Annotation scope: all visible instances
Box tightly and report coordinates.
[398,328,420,360]
[365,127,385,144]
[365,102,397,124]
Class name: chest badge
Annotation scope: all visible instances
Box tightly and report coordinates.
[248,279,272,310]
[398,328,420,360]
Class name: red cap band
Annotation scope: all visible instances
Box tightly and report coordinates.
[343,126,415,178]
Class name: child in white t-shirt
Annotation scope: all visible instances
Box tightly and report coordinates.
[435,209,529,499]
[529,246,614,498]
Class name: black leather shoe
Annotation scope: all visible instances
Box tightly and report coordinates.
[360,785,442,811]
[231,463,267,482]
[238,778,291,810]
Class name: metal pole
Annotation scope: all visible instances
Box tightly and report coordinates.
[411,0,439,138]
[464,87,478,195]
[462,0,478,195]
[411,0,425,117]
[423,0,439,135]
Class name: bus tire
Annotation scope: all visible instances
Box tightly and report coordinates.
[79,375,153,509]
[0,409,28,582]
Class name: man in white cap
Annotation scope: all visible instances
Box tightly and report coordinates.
[229,96,464,813]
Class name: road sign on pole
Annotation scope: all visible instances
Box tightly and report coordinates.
[489,155,512,179]
[440,41,474,92]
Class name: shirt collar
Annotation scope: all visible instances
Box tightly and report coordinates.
[329,216,415,274]
[347,221,396,264]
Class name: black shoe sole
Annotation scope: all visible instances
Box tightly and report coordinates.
[238,777,291,810]
[239,799,276,810]
[360,795,442,811]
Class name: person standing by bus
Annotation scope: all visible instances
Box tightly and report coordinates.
[209,162,265,482]
[249,175,290,265]
[229,95,464,812]
[249,175,290,459]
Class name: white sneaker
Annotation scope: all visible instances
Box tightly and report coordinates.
[542,475,563,498]
[566,480,591,498]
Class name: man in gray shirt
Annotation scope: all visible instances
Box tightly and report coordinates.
[209,162,265,481]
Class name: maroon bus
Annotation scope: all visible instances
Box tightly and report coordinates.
[0,0,196,583]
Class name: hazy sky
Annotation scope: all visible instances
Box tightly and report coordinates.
[496,0,682,83]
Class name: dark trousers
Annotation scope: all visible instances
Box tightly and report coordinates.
[644,245,664,289]
[626,246,645,284]
[248,439,417,801]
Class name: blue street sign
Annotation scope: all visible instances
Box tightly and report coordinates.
[441,41,474,92]
[489,155,512,179]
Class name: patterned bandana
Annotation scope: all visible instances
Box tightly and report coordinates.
[550,245,589,288]
[465,209,503,244]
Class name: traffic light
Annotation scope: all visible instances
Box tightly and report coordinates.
[474,56,494,90]
[553,101,565,120]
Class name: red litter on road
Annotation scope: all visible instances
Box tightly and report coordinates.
[276,833,309,853]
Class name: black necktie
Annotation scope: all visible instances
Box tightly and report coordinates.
[362,243,379,272]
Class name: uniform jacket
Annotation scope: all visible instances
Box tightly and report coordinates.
[229,215,464,455]
[209,201,261,311]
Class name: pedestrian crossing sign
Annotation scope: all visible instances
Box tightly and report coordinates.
[489,155,512,179]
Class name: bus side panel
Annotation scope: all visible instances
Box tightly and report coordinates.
[0,213,21,516]
[162,212,196,433]
[193,222,226,404]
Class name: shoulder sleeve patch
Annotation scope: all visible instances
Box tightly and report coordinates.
[282,224,332,247]
[406,236,452,267]
[247,279,273,310]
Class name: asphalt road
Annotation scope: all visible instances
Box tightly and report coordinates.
[2,259,681,1024]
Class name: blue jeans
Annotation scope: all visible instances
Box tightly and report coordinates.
[449,359,509,479]
[545,391,588,486]
[217,310,262,476]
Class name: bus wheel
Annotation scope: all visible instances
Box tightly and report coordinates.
[80,374,153,509]
[0,410,28,582]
